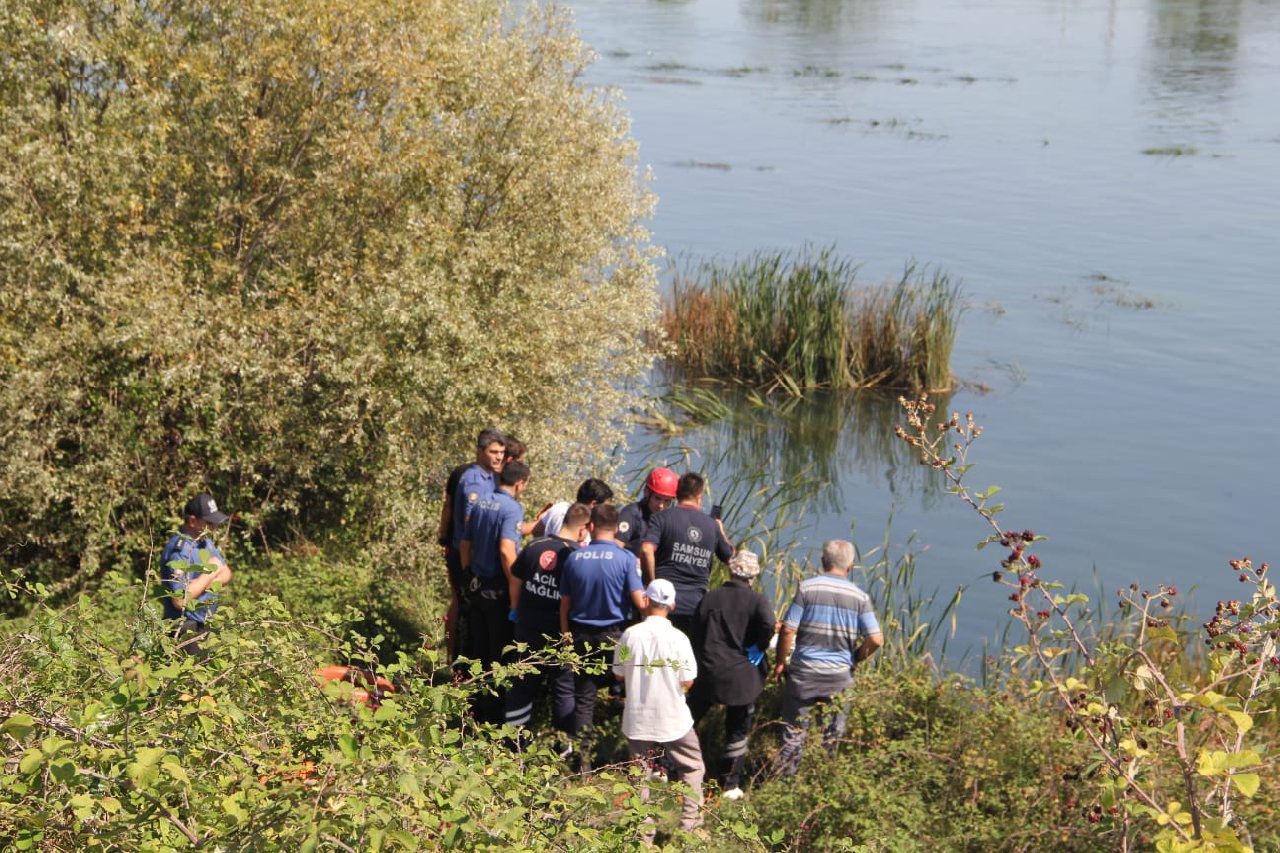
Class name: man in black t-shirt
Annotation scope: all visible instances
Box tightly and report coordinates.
[640,472,734,637]
[616,467,677,557]
[503,502,591,740]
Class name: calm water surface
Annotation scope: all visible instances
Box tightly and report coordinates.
[568,0,1280,655]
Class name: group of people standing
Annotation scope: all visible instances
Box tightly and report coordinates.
[435,428,884,834]
[155,427,884,838]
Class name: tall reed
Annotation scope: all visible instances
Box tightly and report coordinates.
[661,248,961,393]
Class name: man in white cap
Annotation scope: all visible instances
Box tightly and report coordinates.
[688,550,775,800]
[612,578,705,837]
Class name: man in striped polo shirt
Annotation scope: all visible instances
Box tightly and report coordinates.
[772,540,882,776]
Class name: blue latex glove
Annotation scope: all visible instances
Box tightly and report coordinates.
[745,644,765,666]
[508,608,518,623]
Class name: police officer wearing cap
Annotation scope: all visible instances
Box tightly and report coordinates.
[160,493,234,656]
[616,467,677,557]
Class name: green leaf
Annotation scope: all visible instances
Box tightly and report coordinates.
[1225,709,1253,735]
[398,773,422,799]
[1197,750,1226,776]
[373,698,402,722]
[1231,773,1260,798]
[388,831,419,850]
[338,733,358,760]
[1225,750,1261,770]
[19,749,44,775]
[2,714,36,740]
[222,792,248,823]
[127,747,166,789]
[162,758,190,786]
[49,759,78,783]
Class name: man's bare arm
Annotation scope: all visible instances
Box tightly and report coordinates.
[183,561,232,609]
[772,625,796,681]
[640,543,657,585]
[500,540,520,610]
[629,588,647,612]
[559,595,573,637]
[855,632,883,664]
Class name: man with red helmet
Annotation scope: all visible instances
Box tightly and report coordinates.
[616,467,678,557]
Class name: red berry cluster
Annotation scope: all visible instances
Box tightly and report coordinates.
[1201,558,1279,658]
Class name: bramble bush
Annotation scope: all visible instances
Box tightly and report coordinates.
[894,396,1280,852]
[740,664,1100,852]
[1,568,753,850]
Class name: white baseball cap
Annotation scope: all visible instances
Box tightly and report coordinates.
[644,579,676,608]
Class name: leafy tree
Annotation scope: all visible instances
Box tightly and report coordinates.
[0,0,657,601]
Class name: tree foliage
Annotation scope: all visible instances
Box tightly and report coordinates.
[0,0,658,599]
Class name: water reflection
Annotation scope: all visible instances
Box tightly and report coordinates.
[743,0,891,34]
[1143,0,1244,136]
[634,385,953,517]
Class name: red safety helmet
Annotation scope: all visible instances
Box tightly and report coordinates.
[645,467,679,499]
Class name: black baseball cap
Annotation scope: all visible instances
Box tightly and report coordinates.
[184,493,230,525]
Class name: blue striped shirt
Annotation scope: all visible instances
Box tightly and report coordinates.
[784,574,880,673]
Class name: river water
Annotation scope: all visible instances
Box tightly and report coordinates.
[567,0,1280,656]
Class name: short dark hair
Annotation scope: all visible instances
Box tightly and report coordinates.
[575,478,613,505]
[563,502,592,528]
[503,436,527,461]
[499,460,530,487]
[676,472,705,502]
[590,503,620,531]
[476,427,506,450]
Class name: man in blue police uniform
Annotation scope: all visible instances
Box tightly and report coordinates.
[616,467,677,557]
[503,502,591,744]
[438,427,507,661]
[640,472,734,637]
[461,459,530,724]
[559,504,647,770]
[160,493,234,657]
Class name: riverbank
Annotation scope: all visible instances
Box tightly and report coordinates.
[4,531,1277,850]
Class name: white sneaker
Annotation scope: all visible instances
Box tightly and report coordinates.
[722,787,745,801]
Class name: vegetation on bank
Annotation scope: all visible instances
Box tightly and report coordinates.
[3,399,1279,850]
[894,397,1280,852]
[659,248,961,394]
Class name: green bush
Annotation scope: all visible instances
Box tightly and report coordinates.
[0,0,658,607]
[0,574,674,850]
[740,666,1100,852]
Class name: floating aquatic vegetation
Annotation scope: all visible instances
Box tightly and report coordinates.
[660,247,962,393]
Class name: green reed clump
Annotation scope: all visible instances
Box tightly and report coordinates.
[662,247,961,393]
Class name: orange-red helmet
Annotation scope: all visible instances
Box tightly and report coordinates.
[645,467,679,499]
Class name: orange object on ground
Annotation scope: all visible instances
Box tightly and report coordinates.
[313,665,396,708]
